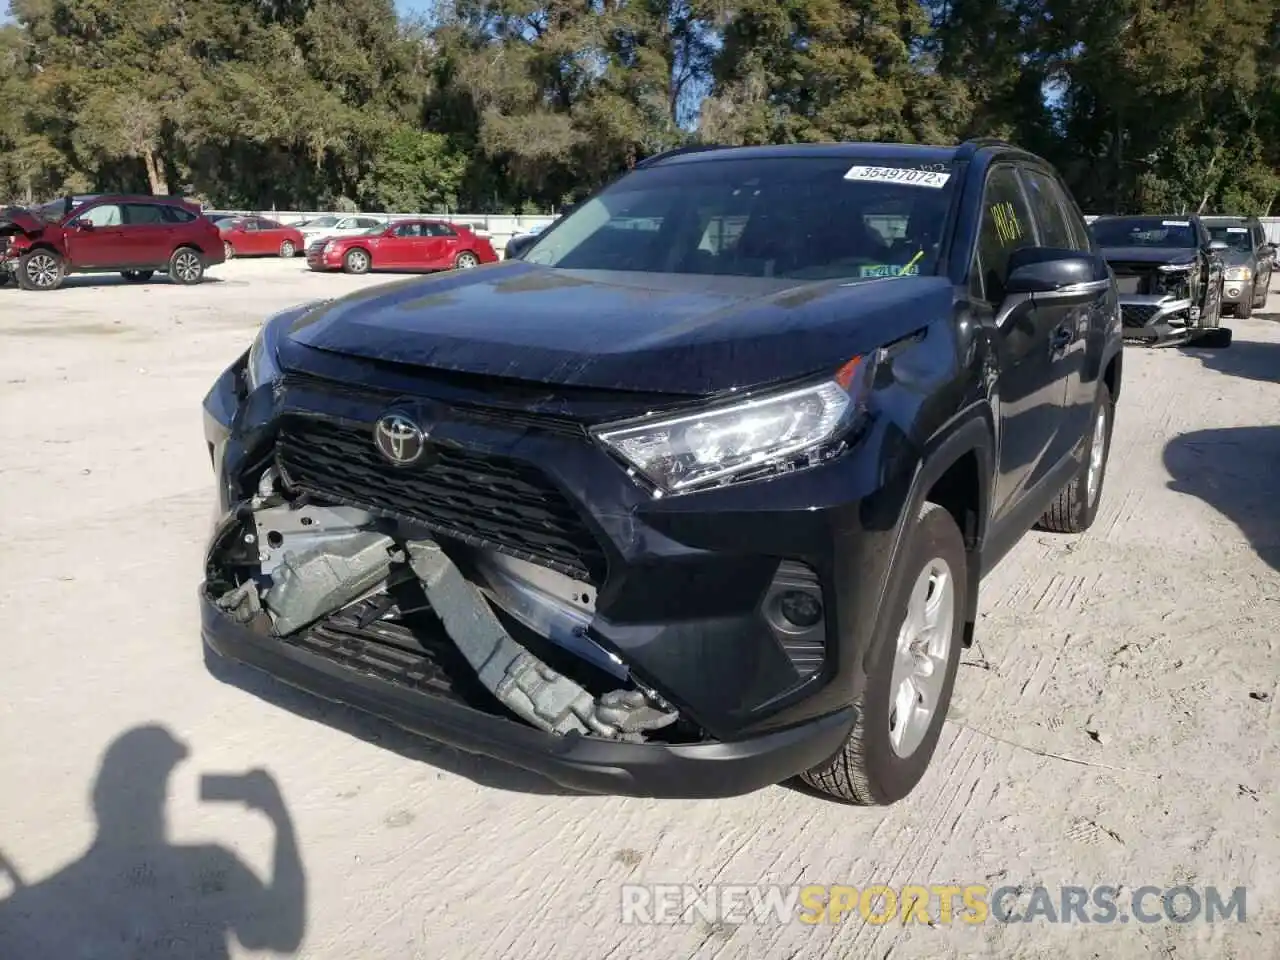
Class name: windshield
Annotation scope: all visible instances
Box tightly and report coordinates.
[522,155,956,280]
[1091,217,1198,249]
[32,198,72,223]
[304,216,340,228]
[1205,223,1253,252]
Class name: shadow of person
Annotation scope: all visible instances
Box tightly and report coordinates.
[1163,425,1280,572]
[0,725,306,960]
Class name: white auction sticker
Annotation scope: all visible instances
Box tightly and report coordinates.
[1162,220,1190,227]
[844,165,951,188]
[1228,227,1247,233]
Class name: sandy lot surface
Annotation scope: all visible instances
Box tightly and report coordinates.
[2,258,1279,959]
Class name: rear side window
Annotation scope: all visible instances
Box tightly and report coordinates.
[123,204,167,225]
[426,223,456,237]
[355,218,382,229]
[1019,168,1074,249]
[160,205,197,223]
[973,166,1037,302]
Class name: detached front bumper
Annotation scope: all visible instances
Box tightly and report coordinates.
[200,586,856,797]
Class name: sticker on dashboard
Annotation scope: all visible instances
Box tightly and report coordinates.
[1162,220,1191,227]
[860,263,922,278]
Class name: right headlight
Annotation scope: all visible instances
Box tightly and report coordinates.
[592,357,876,496]
[1225,266,1252,282]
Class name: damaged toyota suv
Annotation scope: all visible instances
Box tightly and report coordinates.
[201,139,1123,805]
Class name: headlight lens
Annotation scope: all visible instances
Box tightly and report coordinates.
[1225,266,1252,282]
[592,357,874,495]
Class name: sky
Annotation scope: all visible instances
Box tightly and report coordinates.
[395,0,434,17]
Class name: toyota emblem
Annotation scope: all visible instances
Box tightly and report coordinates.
[373,412,427,466]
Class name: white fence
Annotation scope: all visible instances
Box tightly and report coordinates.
[210,210,560,254]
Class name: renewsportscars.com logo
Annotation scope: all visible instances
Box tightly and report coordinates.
[620,884,1247,926]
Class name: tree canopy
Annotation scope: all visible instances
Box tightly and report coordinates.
[2,0,1278,215]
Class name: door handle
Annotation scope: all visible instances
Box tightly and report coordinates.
[1049,325,1072,351]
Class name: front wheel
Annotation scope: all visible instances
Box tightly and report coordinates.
[454,250,480,270]
[223,241,235,261]
[802,502,967,806]
[168,248,205,285]
[121,270,154,284]
[343,248,371,274]
[17,250,65,290]
[1236,297,1253,320]
[279,240,295,258]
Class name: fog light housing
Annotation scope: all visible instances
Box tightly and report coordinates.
[762,561,826,682]
[779,590,823,628]
[1227,286,1241,298]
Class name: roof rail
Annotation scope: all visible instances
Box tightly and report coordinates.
[954,137,1020,161]
[634,144,726,169]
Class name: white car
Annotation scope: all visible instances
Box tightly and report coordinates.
[297,215,387,250]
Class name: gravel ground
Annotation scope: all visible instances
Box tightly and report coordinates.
[2,258,1279,959]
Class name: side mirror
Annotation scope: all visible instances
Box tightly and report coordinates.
[1208,239,1229,252]
[1004,248,1097,295]
[505,233,540,260]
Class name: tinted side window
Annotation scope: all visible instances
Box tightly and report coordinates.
[427,223,456,237]
[973,166,1037,302]
[123,204,168,225]
[393,223,421,237]
[1049,177,1091,250]
[160,205,196,223]
[1020,168,1074,249]
[355,218,382,229]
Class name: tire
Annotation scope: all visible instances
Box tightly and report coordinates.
[16,249,65,291]
[1191,326,1233,349]
[279,240,295,258]
[223,241,235,260]
[343,248,371,274]
[454,250,480,270]
[801,502,967,806]
[0,273,10,287]
[1236,296,1252,319]
[1037,382,1113,534]
[120,270,154,284]
[168,247,205,285]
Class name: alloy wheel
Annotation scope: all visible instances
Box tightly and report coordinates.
[173,252,201,283]
[346,251,368,273]
[26,253,60,288]
[280,241,295,257]
[456,252,479,269]
[223,241,234,260]
[1086,406,1108,506]
[888,558,955,759]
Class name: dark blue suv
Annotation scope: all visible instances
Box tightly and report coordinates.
[201,138,1122,806]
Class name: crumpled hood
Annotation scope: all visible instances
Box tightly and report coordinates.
[1218,249,1254,267]
[0,206,43,234]
[1100,246,1198,268]
[284,261,954,395]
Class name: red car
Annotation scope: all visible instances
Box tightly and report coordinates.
[0,194,224,290]
[305,219,499,274]
[216,216,305,260]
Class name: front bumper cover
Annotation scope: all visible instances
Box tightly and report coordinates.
[200,586,857,797]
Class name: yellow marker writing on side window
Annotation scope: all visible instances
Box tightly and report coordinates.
[902,249,925,275]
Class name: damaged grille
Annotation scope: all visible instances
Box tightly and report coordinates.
[280,594,502,711]
[1120,303,1162,327]
[276,417,606,583]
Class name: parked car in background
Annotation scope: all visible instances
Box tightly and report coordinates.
[504,223,547,260]
[296,215,386,250]
[1089,215,1228,345]
[0,193,224,290]
[305,219,498,274]
[219,217,305,259]
[202,138,1122,807]
[1200,215,1274,318]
